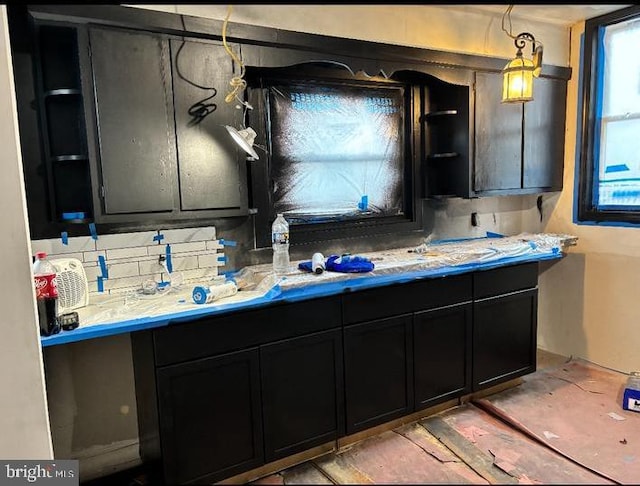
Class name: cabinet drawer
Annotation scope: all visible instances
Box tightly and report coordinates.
[343,273,472,325]
[154,296,341,367]
[473,262,538,300]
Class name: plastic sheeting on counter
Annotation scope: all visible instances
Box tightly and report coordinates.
[40,232,574,347]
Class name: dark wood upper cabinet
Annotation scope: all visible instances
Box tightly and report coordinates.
[171,39,245,212]
[426,71,567,198]
[85,28,249,222]
[88,27,178,215]
[474,71,523,192]
[523,76,567,190]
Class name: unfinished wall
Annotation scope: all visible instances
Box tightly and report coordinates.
[0,6,53,459]
[34,5,570,480]
[538,20,640,374]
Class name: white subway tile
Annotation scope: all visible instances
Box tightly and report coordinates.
[96,231,158,251]
[198,254,218,268]
[103,275,147,291]
[206,240,224,251]
[160,226,216,244]
[84,266,102,282]
[106,247,148,260]
[31,236,96,256]
[139,259,164,276]
[107,262,140,279]
[170,256,200,272]
[147,244,170,256]
[83,250,106,263]
[49,253,84,263]
[170,242,207,254]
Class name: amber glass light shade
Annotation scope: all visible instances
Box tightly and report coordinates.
[502,52,535,103]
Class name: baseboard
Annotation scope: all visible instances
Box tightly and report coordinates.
[70,438,141,483]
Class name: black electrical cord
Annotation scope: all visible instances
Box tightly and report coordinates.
[175,15,217,126]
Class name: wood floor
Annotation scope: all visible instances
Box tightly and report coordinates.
[250,350,638,485]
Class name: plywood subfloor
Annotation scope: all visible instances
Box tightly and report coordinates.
[251,351,638,485]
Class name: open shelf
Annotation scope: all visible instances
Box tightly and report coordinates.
[427,152,460,159]
[425,109,458,119]
[51,155,87,163]
[44,88,81,97]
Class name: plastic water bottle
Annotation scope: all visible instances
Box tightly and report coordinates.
[272,213,290,275]
[33,251,61,336]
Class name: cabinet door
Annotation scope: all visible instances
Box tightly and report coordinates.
[474,71,523,192]
[344,315,413,435]
[523,76,567,189]
[260,329,344,462]
[157,348,263,484]
[170,39,246,214]
[473,289,538,391]
[414,303,471,410]
[88,27,178,214]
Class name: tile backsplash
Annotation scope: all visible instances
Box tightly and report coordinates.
[31,226,226,297]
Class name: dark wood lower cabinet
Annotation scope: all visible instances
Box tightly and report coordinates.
[132,263,541,484]
[260,329,344,462]
[156,348,263,485]
[343,315,413,435]
[414,303,472,410]
[472,289,538,390]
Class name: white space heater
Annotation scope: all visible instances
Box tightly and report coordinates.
[51,258,90,313]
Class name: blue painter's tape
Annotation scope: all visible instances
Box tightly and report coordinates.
[605,164,630,174]
[40,251,565,347]
[62,212,85,221]
[165,244,173,273]
[358,195,369,211]
[89,223,98,240]
[98,255,108,279]
[217,255,228,264]
[220,239,237,247]
[486,231,504,238]
[61,232,68,245]
[97,277,104,293]
[153,233,164,243]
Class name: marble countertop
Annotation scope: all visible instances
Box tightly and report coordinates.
[40,232,574,347]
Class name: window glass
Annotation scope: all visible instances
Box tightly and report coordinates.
[268,83,405,224]
[596,17,640,208]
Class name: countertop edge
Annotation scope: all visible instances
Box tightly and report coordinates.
[40,251,563,347]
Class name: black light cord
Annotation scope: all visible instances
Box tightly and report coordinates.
[175,15,217,126]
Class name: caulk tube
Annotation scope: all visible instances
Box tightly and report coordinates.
[192,281,238,304]
[312,253,325,274]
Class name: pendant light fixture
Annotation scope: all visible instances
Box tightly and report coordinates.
[501,6,543,103]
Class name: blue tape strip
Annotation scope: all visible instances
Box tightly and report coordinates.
[217,255,228,264]
[165,244,172,273]
[62,212,85,221]
[220,239,237,247]
[486,231,504,238]
[40,251,564,347]
[97,277,104,293]
[358,195,369,211]
[98,255,108,279]
[153,233,164,243]
[61,232,68,245]
[89,223,98,240]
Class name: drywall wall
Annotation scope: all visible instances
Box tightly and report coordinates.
[32,4,570,480]
[538,20,640,373]
[0,6,53,459]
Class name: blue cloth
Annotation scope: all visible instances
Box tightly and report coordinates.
[299,254,374,273]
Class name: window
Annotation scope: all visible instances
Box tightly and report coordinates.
[247,65,421,248]
[577,6,640,224]
[268,82,405,223]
